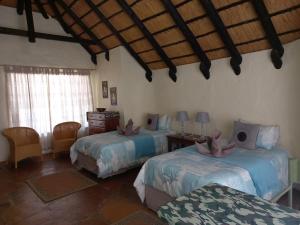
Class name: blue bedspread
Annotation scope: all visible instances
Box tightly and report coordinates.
[215,148,288,198]
[134,145,288,201]
[70,129,170,178]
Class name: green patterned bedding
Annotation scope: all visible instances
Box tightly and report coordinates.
[157,183,300,225]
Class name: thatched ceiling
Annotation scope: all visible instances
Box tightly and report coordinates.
[1,0,300,80]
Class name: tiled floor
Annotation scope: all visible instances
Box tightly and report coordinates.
[0,155,150,225]
[0,155,299,225]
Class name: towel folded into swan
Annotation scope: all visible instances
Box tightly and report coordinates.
[117,119,140,136]
[196,131,235,157]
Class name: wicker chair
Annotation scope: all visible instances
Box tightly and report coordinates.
[2,127,42,169]
[52,122,81,158]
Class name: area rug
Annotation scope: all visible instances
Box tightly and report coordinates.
[26,170,97,202]
[112,211,166,225]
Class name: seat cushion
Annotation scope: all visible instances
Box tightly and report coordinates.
[53,138,76,152]
[15,144,42,161]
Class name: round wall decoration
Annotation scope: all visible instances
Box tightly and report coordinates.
[237,131,247,142]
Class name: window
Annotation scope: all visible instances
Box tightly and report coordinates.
[5,66,93,150]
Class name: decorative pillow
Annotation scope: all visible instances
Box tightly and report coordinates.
[232,121,260,150]
[158,115,168,130]
[146,114,159,131]
[238,119,280,150]
[166,116,172,130]
[256,125,280,150]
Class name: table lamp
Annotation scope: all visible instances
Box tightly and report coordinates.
[176,111,189,136]
[195,112,210,136]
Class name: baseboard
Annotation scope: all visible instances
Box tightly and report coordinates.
[0,160,8,166]
[0,149,51,165]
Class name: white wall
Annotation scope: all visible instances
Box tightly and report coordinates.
[95,40,300,159]
[92,47,157,126]
[151,40,300,159]
[0,6,95,68]
[0,6,95,162]
[91,47,124,122]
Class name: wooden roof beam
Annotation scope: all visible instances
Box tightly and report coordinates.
[145,27,300,65]
[163,0,211,80]
[199,0,242,75]
[76,0,191,39]
[16,0,24,15]
[127,0,248,46]
[0,27,96,45]
[251,0,284,69]
[117,0,177,82]
[61,0,77,17]
[56,0,109,61]
[135,3,300,55]
[68,0,111,28]
[84,0,152,82]
[24,0,35,42]
[48,0,97,65]
[34,0,49,19]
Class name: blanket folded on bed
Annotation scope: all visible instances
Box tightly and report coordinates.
[128,134,155,159]
[157,183,300,225]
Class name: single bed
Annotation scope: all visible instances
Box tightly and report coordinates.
[70,128,171,178]
[157,183,300,225]
[134,145,289,211]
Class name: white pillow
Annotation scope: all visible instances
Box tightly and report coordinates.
[256,125,280,150]
[158,114,170,130]
[166,116,172,130]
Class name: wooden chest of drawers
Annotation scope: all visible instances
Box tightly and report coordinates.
[87,111,120,135]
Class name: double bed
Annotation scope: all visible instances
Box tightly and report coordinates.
[134,145,289,211]
[70,128,171,178]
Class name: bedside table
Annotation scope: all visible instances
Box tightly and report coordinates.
[289,158,300,184]
[167,134,207,152]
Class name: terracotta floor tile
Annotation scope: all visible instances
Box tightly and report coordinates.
[1,155,299,225]
[11,209,53,225]
[78,214,108,225]
[1,201,47,225]
[98,196,146,224]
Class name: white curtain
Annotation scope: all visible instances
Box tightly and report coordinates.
[5,66,93,151]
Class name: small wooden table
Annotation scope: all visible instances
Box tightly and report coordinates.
[167,133,207,152]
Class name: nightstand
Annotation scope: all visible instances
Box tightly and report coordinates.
[167,134,207,152]
[289,158,300,184]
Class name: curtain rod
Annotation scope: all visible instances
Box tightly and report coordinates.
[0,64,96,71]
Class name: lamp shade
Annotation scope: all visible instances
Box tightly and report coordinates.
[195,112,210,123]
[176,111,189,122]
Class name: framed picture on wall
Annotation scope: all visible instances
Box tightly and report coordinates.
[102,81,108,98]
[110,87,117,105]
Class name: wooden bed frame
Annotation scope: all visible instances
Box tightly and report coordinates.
[75,152,142,178]
[76,152,98,175]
